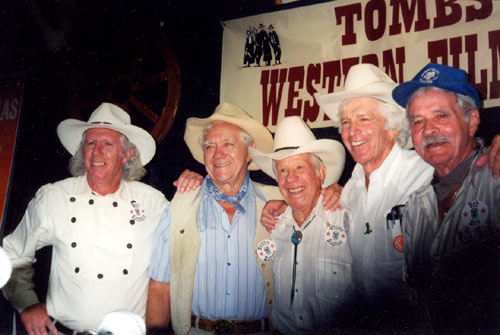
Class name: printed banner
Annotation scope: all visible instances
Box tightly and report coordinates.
[221,0,500,131]
[0,74,24,228]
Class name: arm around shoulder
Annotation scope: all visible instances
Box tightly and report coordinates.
[146,279,171,330]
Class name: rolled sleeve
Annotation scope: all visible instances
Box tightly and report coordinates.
[148,206,172,282]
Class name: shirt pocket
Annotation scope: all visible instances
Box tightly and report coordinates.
[316,258,352,305]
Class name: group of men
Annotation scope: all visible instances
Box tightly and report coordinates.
[1,62,499,335]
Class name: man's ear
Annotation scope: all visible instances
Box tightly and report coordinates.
[247,142,256,163]
[468,109,480,137]
[319,165,327,184]
[122,148,134,164]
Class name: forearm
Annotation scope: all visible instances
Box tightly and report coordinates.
[2,264,39,312]
[146,280,171,329]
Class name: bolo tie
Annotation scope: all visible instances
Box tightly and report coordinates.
[290,215,315,309]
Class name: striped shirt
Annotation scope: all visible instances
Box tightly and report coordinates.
[270,196,353,333]
[149,177,268,320]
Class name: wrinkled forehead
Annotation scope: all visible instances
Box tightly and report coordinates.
[84,127,124,140]
[204,121,243,141]
[341,97,384,119]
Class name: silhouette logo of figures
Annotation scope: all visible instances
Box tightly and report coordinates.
[243,23,281,67]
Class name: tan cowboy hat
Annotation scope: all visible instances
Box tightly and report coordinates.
[184,102,274,171]
[314,63,405,127]
[249,116,345,187]
[57,102,156,166]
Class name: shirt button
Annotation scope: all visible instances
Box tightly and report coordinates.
[113,201,118,207]
[226,291,231,295]
[130,220,135,225]
[70,197,76,202]
[333,271,337,275]
[261,264,265,269]
[266,282,270,288]
[227,235,230,238]
[227,262,231,266]
[127,243,133,249]
[299,316,303,320]
[71,217,76,223]
[74,267,79,273]
[97,273,103,279]
[123,269,128,275]
[71,242,77,248]
[89,199,94,205]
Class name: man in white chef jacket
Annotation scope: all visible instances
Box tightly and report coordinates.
[2,102,170,335]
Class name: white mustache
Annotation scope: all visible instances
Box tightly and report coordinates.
[421,135,451,148]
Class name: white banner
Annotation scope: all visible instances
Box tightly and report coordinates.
[221,0,500,132]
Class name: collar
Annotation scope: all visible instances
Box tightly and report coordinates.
[431,137,484,201]
[193,173,265,204]
[352,143,401,187]
[282,195,327,229]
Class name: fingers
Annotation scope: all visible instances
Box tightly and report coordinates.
[489,135,500,179]
[321,183,343,211]
[174,170,204,193]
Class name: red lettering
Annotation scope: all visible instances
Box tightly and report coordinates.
[489,30,500,99]
[464,34,487,101]
[304,64,321,122]
[427,39,449,65]
[465,0,492,21]
[434,0,462,28]
[389,0,430,35]
[365,0,387,41]
[382,47,405,82]
[449,36,462,68]
[261,69,287,126]
[322,60,342,94]
[335,3,362,45]
[285,66,305,118]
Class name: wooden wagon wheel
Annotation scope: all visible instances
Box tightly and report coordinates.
[67,30,181,144]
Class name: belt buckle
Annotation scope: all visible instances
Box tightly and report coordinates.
[212,319,235,335]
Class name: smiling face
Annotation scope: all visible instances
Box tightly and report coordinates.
[203,122,253,195]
[340,97,397,176]
[276,153,325,225]
[408,88,479,177]
[83,128,132,195]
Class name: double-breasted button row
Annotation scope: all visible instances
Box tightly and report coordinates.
[68,197,119,208]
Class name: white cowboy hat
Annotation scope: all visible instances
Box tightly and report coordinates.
[0,247,12,289]
[314,63,405,127]
[249,116,345,187]
[184,102,274,171]
[57,103,156,166]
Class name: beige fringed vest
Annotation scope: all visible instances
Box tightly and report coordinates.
[169,182,280,335]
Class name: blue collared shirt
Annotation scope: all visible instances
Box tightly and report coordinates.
[149,175,268,320]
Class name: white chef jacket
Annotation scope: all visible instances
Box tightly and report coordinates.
[340,143,433,302]
[2,175,169,332]
[271,197,353,334]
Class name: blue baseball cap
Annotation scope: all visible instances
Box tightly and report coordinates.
[392,63,481,109]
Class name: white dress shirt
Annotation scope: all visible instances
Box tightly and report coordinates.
[271,197,353,333]
[340,143,433,302]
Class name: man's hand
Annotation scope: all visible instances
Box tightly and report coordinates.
[173,169,204,193]
[321,183,343,211]
[261,200,287,233]
[20,303,57,335]
[475,135,500,179]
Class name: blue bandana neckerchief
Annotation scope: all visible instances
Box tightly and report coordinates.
[206,173,249,214]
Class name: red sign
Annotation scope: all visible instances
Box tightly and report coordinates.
[0,74,24,229]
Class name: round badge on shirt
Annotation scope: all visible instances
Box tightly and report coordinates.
[324,225,346,247]
[393,235,404,253]
[129,200,146,222]
[256,239,276,262]
[459,200,488,239]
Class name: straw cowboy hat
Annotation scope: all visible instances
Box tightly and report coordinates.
[249,116,345,187]
[184,102,274,171]
[57,102,156,166]
[314,63,405,127]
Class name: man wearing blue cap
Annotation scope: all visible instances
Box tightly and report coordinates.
[393,63,500,331]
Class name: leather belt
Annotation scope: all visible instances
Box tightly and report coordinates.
[191,316,269,334]
[55,321,96,335]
